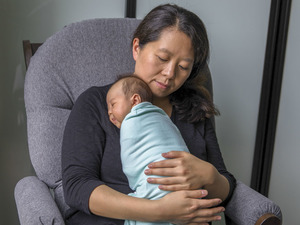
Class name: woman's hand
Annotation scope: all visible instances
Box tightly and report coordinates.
[158,189,224,225]
[145,151,217,191]
[145,151,230,201]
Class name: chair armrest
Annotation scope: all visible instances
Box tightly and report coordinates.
[15,176,65,225]
[225,181,282,225]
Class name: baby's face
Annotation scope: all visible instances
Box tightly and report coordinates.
[106,82,132,128]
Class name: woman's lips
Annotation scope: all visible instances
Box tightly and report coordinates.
[155,81,168,89]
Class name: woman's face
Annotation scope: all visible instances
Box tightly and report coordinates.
[133,28,194,100]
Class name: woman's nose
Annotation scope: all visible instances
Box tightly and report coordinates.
[162,62,176,79]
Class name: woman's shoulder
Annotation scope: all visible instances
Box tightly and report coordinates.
[76,84,112,104]
[71,84,112,117]
[80,84,111,98]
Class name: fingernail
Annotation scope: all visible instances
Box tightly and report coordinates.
[147,178,153,183]
[162,152,168,157]
[201,190,207,195]
[144,169,150,174]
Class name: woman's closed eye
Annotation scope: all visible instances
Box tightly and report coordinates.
[157,55,168,62]
[179,65,189,71]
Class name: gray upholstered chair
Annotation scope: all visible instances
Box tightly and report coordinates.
[15,18,282,225]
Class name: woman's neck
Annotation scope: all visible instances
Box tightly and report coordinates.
[153,97,172,117]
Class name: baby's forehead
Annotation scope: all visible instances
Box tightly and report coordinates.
[107,81,124,97]
[111,80,124,93]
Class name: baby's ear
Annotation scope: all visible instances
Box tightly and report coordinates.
[131,93,142,106]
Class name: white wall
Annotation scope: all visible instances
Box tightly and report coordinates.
[268,1,300,224]
[0,0,125,224]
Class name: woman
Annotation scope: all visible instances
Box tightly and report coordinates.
[62,4,236,225]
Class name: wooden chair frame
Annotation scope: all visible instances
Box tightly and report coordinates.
[23,40,42,70]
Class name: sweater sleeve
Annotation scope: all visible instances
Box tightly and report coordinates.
[204,118,236,206]
[62,87,107,215]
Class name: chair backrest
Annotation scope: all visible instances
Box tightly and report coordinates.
[24,17,213,218]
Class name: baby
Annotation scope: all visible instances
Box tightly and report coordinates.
[106,75,190,225]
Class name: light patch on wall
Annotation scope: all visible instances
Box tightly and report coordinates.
[27,0,53,17]
[12,63,25,126]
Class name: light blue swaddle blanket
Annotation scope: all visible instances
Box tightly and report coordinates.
[120,102,189,225]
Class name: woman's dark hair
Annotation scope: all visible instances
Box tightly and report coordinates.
[133,4,219,123]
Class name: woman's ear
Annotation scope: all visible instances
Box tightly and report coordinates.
[131,93,142,106]
[132,38,140,61]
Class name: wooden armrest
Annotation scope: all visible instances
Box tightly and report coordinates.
[255,213,282,225]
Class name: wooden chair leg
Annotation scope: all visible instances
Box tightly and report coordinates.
[255,213,282,225]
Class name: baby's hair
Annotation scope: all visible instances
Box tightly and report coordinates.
[113,74,153,103]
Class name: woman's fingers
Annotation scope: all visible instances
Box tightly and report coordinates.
[185,189,209,199]
[147,151,190,168]
[161,150,188,159]
[189,206,224,224]
[183,190,224,214]
[147,176,191,191]
[159,184,189,191]
[145,167,178,176]
[145,164,199,190]
[187,223,210,225]
[148,158,177,169]
[146,150,213,191]
[196,198,223,209]
[181,189,223,208]
[148,150,191,165]
[189,198,224,224]
[159,190,224,224]
[146,153,192,177]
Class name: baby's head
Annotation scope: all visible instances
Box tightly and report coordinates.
[106,75,153,128]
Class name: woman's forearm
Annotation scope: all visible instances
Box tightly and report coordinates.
[89,184,225,224]
[89,185,160,222]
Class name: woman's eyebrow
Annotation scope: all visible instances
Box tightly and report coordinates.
[158,48,171,54]
[158,48,194,62]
